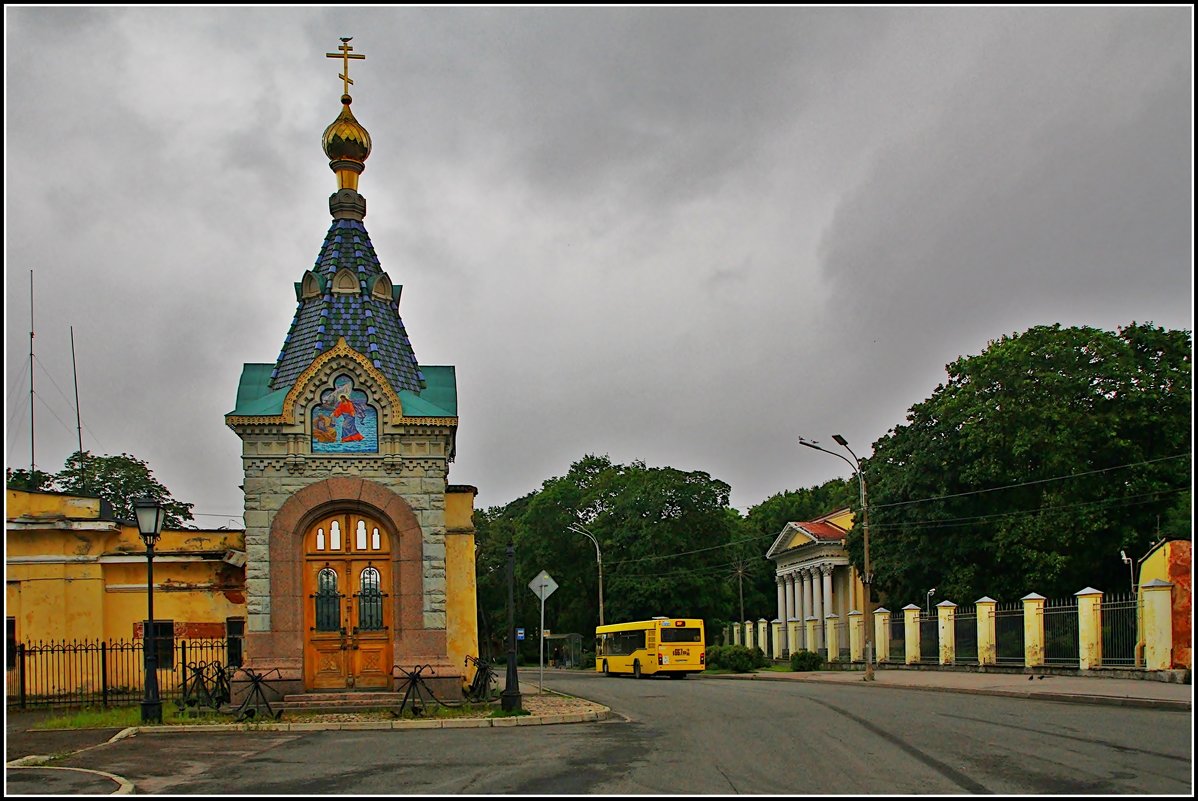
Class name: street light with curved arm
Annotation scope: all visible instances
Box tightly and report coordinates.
[798,435,875,681]
[568,523,605,628]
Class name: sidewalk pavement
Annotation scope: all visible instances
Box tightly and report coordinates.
[695,666,1193,711]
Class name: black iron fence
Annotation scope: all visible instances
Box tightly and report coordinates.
[1043,597,1080,667]
[954,606,978,664]
[994,602,1025,665]
[919,615,938,663]
[887,615,905,663]
[1101,592,1139,667]
[6,639,235,710]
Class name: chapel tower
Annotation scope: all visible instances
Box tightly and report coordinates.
[226,39,477,699]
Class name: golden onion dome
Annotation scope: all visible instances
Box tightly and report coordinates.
[322,94,372,163]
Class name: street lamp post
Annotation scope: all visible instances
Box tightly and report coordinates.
[798,435,875,681]
[500,541,522,712]
[568,523,604,628]
[133,497,166,724]
[926,588,937,617]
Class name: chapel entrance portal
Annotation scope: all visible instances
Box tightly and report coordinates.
[302,513,393,690]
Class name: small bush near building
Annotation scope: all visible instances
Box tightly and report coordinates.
[751,646,769,669]
[581,650,596,669]
[789,649,824,672]
[705,645,761,673]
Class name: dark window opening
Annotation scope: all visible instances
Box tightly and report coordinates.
[6,618,16,671]
[226,617,245,667]
[145,620,175,669]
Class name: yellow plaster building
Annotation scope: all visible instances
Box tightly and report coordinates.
[6,488,246,652]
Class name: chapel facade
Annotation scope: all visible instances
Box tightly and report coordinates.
[225,40,477,699]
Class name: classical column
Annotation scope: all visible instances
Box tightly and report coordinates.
[821,564,834,632]
[794,571,807,649]
[783,574,796,653]
[810,567,824,650]
[776,576,787,652]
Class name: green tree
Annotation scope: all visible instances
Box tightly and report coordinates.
[53,450,194,529]
[857,323,1191,606]
[481,455,745,654]
[5,467,55,492]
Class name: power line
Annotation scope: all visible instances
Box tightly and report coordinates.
[869,453,1190,510]
[601,485,1187,580]
[868,485,1190,532]
[606,529,778,567]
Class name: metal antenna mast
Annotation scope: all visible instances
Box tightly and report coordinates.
[29,270,36,473]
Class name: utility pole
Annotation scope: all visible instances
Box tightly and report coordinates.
[500,542,522,712]
[799,434,875,681]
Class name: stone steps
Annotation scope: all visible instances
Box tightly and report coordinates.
[281,691,408,713]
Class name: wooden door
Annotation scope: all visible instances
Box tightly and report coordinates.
[303,514,392,690]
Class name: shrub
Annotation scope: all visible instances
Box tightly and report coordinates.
[789,649,824,672]
[706,644,759,673]
[751,646,769,669]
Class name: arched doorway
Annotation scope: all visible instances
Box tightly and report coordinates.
[302,512,393,690]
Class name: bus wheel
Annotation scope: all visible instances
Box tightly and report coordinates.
[633,660,642,679]
[602,660,610,677]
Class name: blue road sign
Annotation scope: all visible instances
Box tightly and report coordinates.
[516,627,525,641]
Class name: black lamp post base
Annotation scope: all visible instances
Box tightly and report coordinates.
[500,689,522,712]
[141,700,162,724]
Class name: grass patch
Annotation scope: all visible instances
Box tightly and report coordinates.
[758,664,796,672]
[31,705,190,730]
[488,707,531,718]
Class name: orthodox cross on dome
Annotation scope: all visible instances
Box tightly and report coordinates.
[326,37,365,97]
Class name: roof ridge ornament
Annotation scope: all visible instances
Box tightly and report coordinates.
[326,37,366,99]
[323,37,370,219]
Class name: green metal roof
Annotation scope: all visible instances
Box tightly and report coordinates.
[228,363,456,419]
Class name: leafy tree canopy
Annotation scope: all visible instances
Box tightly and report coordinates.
[476,455,747,654]
[8,451,194,529]
[856,322,1191,606]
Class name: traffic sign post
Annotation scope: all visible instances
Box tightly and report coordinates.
[528,570,557,694]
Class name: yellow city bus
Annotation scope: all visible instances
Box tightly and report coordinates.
[595,617,705,679]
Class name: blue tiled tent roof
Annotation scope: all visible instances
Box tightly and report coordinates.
[270,219,424,393]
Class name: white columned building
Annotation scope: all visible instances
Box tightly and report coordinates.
[765,508,866,658]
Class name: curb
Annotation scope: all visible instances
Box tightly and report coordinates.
[693,672,1191,711]
[5,764,135,795]
[116,706,612,735]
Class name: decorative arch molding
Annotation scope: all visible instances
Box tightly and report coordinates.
[267,477,425,636]
[283,337,403,426]
[301,270,325,300]
[368,272,394,302]
[331,267,360,294]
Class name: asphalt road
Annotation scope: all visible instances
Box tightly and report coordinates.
[37,669,1195,794]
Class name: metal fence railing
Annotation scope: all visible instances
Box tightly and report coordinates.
[919,615,938,663]
[1043,597,1080,667]
[836,620,850,662]
[6,639,236,710]
[888,615,905,663]
[995,602,1025,665]
[954,606,978,664]
[1101,592,1139,667]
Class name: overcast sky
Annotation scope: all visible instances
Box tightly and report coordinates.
[5,7,1193,528]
